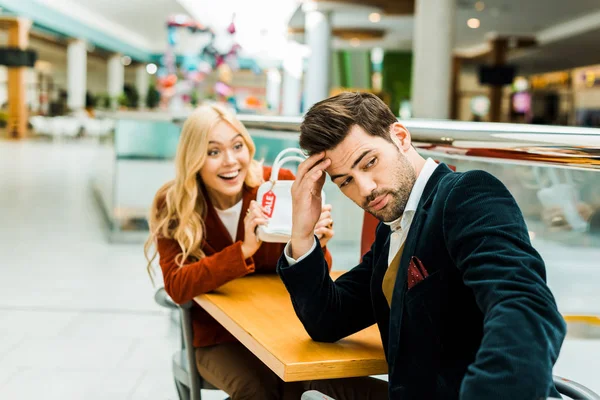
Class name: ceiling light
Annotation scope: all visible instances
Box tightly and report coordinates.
[146,63,158,75]
[467,18,480,29]
[121,56,132,66]
[350,38,360,47]
[474,1,485,11]
[369,13,381,23]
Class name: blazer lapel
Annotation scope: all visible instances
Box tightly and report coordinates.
[387,163,453,368]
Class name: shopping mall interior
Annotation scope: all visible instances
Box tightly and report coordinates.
[1,0,599,399]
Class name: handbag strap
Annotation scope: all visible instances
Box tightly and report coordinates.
[270,155,306,182]
[272,148,306,171]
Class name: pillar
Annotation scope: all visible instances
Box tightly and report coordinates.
[67,39,87,111]
[488,38,508,122]
[107,54,124,109]
[303,3,332,111]
[135,64,149,110]
[2,17,31,138]
[410,0,455,119]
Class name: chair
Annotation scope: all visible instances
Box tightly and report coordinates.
[553,375,600,399]
[154,287,228,400]
[302,376,600,400]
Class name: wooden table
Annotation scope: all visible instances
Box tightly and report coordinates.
[194,271,388,382]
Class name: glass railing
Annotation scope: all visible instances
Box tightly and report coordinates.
[96,112,600,320]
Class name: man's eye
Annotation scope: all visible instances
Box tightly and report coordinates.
[365,157,377,168]
[340,177,352,188]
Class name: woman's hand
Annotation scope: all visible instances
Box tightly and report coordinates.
[314,204,334,248]
[241,200,268,259]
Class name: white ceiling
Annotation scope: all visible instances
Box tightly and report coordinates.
[28,0,600,72]
[454,0,600,48]
[71,0,191,50]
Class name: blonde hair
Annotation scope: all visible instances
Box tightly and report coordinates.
[144,104,263,284]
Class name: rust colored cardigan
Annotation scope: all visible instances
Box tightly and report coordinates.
[157,166,333,348]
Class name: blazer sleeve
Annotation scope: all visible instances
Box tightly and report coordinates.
[277,167,333,271]
[158,238,255,304]
[277,233,378,343]
[443,171,566,400]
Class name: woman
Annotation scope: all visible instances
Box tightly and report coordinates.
[144,104,334,400]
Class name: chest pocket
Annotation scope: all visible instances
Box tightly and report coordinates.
[403,269,446,362]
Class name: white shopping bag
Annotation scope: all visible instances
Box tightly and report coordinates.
[256,148,326,243]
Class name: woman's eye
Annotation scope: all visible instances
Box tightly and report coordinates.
[233,143,244,150]
[208,149,219,156]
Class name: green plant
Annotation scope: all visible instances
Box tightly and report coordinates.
[85,91,97,108]
[146,85,160,109]
[117,93,129,108]
[97,93,111,109]
[123,84,139,108]
[0,110,8,128]
[190,89,199,107]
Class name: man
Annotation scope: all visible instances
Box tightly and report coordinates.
[277,92,566,399]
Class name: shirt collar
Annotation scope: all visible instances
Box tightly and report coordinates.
[384,158,439,232]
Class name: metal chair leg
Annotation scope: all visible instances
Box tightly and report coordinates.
[174,378,192,400]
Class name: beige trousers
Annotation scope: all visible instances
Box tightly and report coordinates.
[195,342,389,400]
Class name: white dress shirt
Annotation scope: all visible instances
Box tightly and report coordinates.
[285,158,439,267]
[384,158,438,265]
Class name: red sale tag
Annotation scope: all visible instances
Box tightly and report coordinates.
[262,190,276,218]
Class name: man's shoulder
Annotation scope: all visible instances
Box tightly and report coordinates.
[437,168,502,193]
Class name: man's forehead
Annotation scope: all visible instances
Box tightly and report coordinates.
[325,141,372,175]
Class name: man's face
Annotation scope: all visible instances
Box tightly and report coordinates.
[325,125,416,222]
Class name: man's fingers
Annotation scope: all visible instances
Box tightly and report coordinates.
[296,152,325,177]
[297,155,331,185]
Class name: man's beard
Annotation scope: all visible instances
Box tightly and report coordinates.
[363,154,416,222]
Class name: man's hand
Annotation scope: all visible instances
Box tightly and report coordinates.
[290,153,331,259]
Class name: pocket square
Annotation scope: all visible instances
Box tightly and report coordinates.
[407,256,429,290]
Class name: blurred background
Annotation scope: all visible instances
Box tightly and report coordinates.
[0,0,599,399]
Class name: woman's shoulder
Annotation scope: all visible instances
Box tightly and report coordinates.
[261,165,295,181]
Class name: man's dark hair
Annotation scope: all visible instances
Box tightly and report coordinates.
[300,92,398,155]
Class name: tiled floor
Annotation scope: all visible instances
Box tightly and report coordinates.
[0,139,597,399]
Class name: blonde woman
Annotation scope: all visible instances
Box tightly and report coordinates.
[145,104,334,400]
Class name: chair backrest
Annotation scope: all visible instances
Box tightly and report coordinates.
[553,375,600,400]
[179,301,202,397]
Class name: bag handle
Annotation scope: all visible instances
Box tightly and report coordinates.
[270,155,306,182]
[272,148,306,171]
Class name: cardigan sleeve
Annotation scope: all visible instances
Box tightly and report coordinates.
[158,238,255,304]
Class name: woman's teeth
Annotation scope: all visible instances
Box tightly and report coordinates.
[219,171,239,179]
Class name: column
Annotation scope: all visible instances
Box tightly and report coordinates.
[450,56,462,120]
[107,53,124,109]
[265,68,281,112]
[410,0,455,119]
[488,38,508,122]
[3,17,31,138]
[135,64,149,110]
[282,43,304,116]
[303,3,332,111]
[67,39,87,111]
